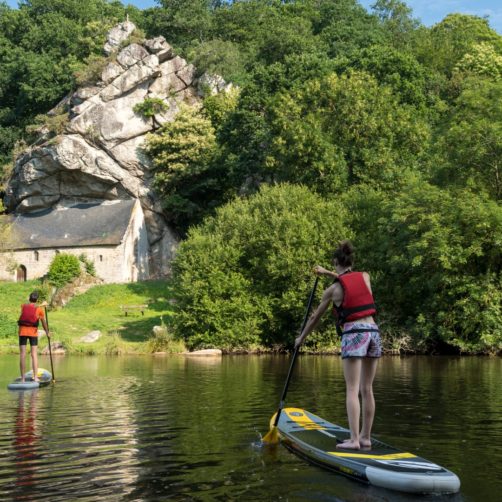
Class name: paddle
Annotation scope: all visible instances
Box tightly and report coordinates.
[262,277,319,444]
[44,306,55,383]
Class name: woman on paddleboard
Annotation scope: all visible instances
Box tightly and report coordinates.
[295,240,381,450]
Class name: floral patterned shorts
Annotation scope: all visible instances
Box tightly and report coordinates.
[341,322,381,359]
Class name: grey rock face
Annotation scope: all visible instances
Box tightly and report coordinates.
[4,21,230,277]
[103,20,136,55]
[101,62,123,84]
[116,43,150,68]
[144,36,172,55]
[198,73,234,97]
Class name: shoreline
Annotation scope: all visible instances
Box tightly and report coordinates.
[0,344,499,357]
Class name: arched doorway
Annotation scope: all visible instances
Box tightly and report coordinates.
[16,265,27,282]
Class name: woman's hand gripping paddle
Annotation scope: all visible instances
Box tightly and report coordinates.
[262,277,319,444]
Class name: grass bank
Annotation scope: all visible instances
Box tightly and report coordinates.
[0,280,185,355]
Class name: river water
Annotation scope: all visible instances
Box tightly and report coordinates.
[0,355,500,501]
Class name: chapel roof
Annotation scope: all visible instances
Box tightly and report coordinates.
[0,199,137,250]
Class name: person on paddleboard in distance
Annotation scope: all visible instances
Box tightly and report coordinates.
[18,291,50,383]
[295,240,381,450]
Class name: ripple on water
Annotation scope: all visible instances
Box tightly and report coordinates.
[0,355,499,501]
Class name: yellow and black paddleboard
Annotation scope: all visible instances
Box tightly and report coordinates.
[276,408,460,495]
[7,368,52,391]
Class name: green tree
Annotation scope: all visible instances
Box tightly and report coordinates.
[145,0,216,49]
[370,0,419,49]
[255,9,321,65]
[187,39,247,84]
[337,45,433,110]
[346,181,502,353]
[268,71,430,191]
[454,42,502,81]
[435,78,502,200]
[315,0,384,57]
[215,53,337,192]
[414,14,502,78]
[144,104,221,232]
[172,183,351,350]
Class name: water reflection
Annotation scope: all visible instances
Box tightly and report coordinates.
[0,355,499,501]
[13,390,40,499]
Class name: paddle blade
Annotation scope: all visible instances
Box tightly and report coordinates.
[262,412,280,444]
[262,426,279,445]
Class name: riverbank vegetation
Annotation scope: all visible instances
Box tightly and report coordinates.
[0,280,181,355]
[0,1,501,354]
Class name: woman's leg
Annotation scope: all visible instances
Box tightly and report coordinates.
[31,340,39,381]
[337,357,362,449]
[20,345,27,381]
[359,357,378,448]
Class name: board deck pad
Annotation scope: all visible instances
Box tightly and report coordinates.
[277,407,460,494]
[7,368,52,390]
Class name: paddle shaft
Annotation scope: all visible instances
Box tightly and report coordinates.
[44,307,55,382]
[272,277,319,428]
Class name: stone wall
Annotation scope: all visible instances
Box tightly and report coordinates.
[0,246,122,283]
[0,200,150,283]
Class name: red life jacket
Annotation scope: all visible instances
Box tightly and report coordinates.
[18,303,40,328]
[333,272,376,328]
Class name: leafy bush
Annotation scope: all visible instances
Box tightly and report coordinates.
[74,54,108,86]
[144,104,221,231]
[172,183,351,350]
[37,280,53,304]
[78,253,96,276]
[133,97,168,118]
[105,332,127,355]
[25,113,69,137]
[346,181,502,353]
[146,322,186,353]
[48,254,82,288]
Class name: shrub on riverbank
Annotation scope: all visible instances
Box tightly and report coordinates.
[146,322,187,354]
[172,184,351,351]
[346,181,502,354]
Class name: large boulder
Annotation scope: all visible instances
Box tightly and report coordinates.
[80,331,102,343]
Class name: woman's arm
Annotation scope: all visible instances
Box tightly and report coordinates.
[295,285,335,348]
[314,265,338,279]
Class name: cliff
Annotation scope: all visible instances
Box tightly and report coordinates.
[3,21,230,277]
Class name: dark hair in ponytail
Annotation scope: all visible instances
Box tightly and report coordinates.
[333,240,355,268]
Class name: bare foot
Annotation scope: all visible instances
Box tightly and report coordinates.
[336,439,360,450]
[359,439,372,449]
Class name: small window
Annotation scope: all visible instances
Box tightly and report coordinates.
[55,250,60,255]
[34,251,39,261]
[99,255,103,262]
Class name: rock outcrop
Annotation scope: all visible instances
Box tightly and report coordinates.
[4,21,231,277]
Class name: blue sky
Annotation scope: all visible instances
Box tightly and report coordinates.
[3,1,501,34]
[359,1,502,33]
